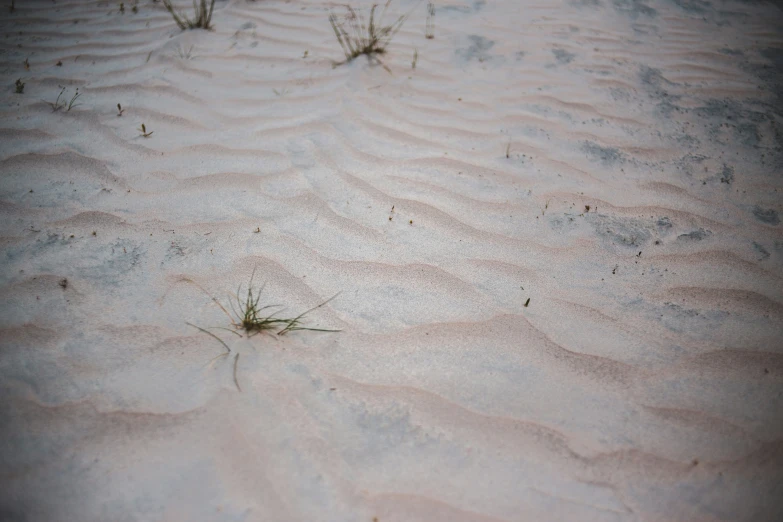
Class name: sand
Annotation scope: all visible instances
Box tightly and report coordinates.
[1,0,782,520]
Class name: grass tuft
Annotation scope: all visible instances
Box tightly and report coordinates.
[228,268,341,337]
[328,0,410,71]
[187,269,341,391]
[162,0,215,30]
[49,87,81,112]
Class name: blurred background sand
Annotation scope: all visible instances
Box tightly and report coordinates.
[1,1,782,520]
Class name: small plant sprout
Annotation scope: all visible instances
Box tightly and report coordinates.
[412,48,418,69]
[15,78,24,94]
[66,88,81,111]
[119,2,124,14]
[506,141,512,159]
[138,123,153,137]
[328,0,411,71]
[9,0,15,14]
[162,0,216,30]
[303,49,309,58]
[49,87,66,112]
[23,57,29,70]
[117,103,124,116]
[425,2,435,39]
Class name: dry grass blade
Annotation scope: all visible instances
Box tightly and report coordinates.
[162,0,215,30]
[186,321,230,353]
[277,293,342,336]
[328,0,411,70]
[233,353,241,392]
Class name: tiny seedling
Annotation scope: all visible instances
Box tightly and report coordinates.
[67,88,81,111]
[303,49,309,58]
[138,123,153,137]
[524,297,530,307]
[50,87,82,112]
[425,2,435,39]
[23,57,29,70]
[9,0,15,14]
[328,0,410,71]
[15,78,24,94]
[132,4,138,13]
[412,48,418,69]
[506,142,511,158]
[49,87,66,111]
[117,103,124,116]
[162,0,215,30]
[56,60,62,66]
[119,2,124,14]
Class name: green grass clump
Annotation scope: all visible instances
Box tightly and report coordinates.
[228,269,340,337]
[187,269,340,391]
[329,0,409,70]
[162,0,215,30]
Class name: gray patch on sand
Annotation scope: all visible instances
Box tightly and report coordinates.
[691,98,779,155]
[740,47,783,116]
[658,302,730,333]
[753,206,780,225]
[735,123,761,147]
[547,215,579,233]
[753,242,770,261]
[590,215,653,249]
[582,141,626,164]
[552,49,576,64]
[718,48,743,56]
[639,66,680,114]
[612,0,658,18]
[572,0,602,5]
[720,164,734,184]
[668,0,712,14]
[657,217,673,230]
[456,35,495,63]
[440,1,485,14]
[610,88,633,102]
[677,228,711,241]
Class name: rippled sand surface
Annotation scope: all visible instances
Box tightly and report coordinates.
[1,1,782,520]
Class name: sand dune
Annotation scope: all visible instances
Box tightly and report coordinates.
[1,0,782,520]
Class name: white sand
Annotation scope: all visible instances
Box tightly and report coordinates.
[1,0,782,520]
